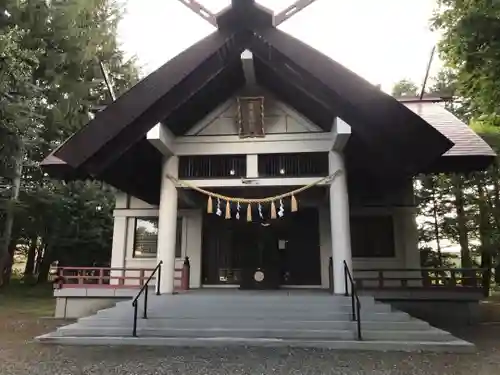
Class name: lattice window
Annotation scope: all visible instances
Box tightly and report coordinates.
[258,153,329,177]
[179,155,246,179]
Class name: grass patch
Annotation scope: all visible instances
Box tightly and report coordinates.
[0,281,55,318]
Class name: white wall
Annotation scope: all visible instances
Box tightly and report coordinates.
[112,194,419,290]
[186,87,322,136]
[319,205,419,289]
[110,192,202,288]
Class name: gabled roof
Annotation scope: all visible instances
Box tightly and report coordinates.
[404,102,495,172]
[40,0,494,204]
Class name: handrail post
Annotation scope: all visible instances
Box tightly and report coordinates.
[132,302,138,337]
[356,300,362,340]
[156,262,162,296]
[132,261,162,336]
[344,262,348,297]
[351,289,355,321]
[343,260,362,341]
[143,284,149,319]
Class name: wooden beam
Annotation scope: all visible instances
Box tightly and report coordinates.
[175,0,217,26]
[274,0,319,26]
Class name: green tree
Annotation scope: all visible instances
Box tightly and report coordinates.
[0,0,139,285]
[391,79,419,97]
[432,1,500,119]
[0,20,41,283]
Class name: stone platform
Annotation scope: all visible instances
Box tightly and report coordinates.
[37,289,474,352]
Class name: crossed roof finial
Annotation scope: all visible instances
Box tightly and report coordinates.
[176,0,319,28]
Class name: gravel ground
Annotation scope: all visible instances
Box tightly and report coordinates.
[1,318,500,375]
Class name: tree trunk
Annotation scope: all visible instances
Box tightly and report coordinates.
[430,176,443,267]
[24,236,38,277]
[452,174,472,269]
[477,175,493,297]
[491,160,500,208]
[37,244,53,284]
[0,144,23,287]
[34,243,46,275]
[490,160,500,285]
[2,241,17,286]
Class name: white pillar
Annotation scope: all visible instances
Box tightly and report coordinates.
[329,151,352,294]
[157,156,179,294]
[398,207,422,286]
[110,217,127,285]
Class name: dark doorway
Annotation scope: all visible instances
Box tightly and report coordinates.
[237,221,281,289]
[201,207,321,288]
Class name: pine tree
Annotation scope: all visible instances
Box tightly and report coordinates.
[0,0,139,285]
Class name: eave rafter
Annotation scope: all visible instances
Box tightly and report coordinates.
[274,0,319,26]
[177,0,321,28]
[175,0,217,27]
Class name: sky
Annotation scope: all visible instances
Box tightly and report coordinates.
[117,0,442,93]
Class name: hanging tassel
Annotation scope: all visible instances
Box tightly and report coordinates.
[236,202,241,220]
[270,201,277,219]
[258,203,264,219]
[291,195,298,212]
[247,203,252,222]
[225,200,231,219]
[207,196,213,214]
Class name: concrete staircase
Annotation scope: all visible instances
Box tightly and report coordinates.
[37,291,474,352]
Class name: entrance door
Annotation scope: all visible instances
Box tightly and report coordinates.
[238,222,280,289]
[277,208,321,285]
[201,208,320,287]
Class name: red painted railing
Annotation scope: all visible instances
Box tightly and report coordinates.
[53,264,190,290]
[353,268,487,291]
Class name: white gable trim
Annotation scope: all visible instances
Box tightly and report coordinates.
[147,123,175,155]
[332,117,351,151]
[273,101,322,132]
[173,132,335,155]
[185,99,234,136]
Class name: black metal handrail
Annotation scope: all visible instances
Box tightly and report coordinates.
[132,261,162,337]
[343,260,362,340]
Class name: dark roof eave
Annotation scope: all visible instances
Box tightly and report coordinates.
[252,27,453,180]
[53,29,248,174]
[422,154,496,174]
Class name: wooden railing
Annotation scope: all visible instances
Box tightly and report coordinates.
[53,264,189,290]
[354,268,487,291]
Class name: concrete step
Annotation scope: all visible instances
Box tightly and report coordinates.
[115,295,378,308]
[119,294,378,306]
[94,309,411,321]
[39,294,474,353]
[107,303,392,315]
[76,317,431,331]
[36,334,475,353]
[55,324,455,342]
